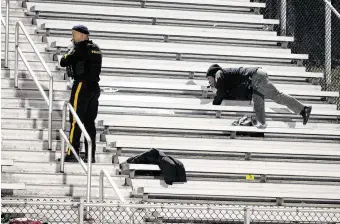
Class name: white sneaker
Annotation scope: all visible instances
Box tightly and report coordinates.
[251,116,267,129]
[255,123,267,129]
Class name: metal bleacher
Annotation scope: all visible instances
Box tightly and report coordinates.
[1,0,340,220]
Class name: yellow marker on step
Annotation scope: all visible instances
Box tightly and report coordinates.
[246,174,255,180]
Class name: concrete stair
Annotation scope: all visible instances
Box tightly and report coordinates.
[1,0,131,205]
[1,150,116,163]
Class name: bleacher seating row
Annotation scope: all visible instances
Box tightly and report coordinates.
[8,74,340,98]
[37,19,293,46]
[26,2,279,29]
[25,0,266,12]
[105,134,340,158]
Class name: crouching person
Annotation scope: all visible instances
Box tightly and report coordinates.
[206,64,312,129]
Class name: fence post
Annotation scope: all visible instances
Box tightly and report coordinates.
[280,0,287,36]
[78,201,84,224]
[325,0,332,90]
[244,207,250,224]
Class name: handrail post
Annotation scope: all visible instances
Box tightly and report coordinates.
[60,101,68,173]
[48,77,53,150]
[99,171,104,223]
[67,103,92,219]
[325,0,332,90]
[14,22,19,88]
[87,140,92,203]
[85,139,92,220]
[244,207,250,224]
[99,171,104,203]
[78,200,84,224]
[5,0,9,68]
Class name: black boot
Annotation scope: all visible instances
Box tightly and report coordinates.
[83,157,96,164]
[300,106,312,125]
[64,155,78,163]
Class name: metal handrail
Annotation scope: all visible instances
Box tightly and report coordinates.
[99,170,125,203]
[60,101,93,217]
[4,0,9,67]
[14,21,53,151]
[99,169,127,223]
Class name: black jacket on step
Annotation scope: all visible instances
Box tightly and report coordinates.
[127,148,187,185]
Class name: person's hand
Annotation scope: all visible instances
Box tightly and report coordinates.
[66,77,73,90]
[206,85,217,93]
[63,43,75,58]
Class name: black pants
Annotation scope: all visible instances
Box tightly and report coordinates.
[67,81,100,159]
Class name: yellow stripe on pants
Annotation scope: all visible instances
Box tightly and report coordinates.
[68,82,83,155]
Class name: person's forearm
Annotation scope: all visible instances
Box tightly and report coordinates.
[60,44,76,67]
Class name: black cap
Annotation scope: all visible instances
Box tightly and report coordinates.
[72,25,90,35]
[206,64,222,78]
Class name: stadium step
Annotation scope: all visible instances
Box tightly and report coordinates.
[2,161,118,175]
[1,42,48,54]
[1,51,54,61]
[5,24,37,34]
[4,183,131,199]
[1,107,64,120]
[1,88,69,99]
[1,68,63,80]
[2,172,126,186]
[1,32,43,42]
[1,10,28,18]
[1,139,106,152]
[1,150,115,163]
[1,118,63,129]
[22,0,264,13]
[2,116,340,131]
[6,16,33,25]
[1,128,61,140]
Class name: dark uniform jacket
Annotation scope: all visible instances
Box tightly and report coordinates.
[60,40,102,83]
[127,148,187,185]
[213,67,260,105]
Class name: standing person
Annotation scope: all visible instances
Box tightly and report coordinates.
[60,25,102,163]
[206,64,312,129]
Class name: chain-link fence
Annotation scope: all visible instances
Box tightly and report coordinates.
[1,201,79,224]
[2,200,340,224]
[261,0,340,108]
